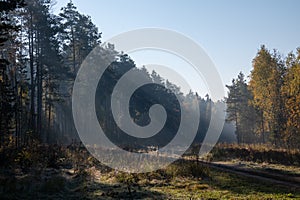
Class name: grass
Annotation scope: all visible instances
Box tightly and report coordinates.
[203,170,299,199]
[81,163,299,200]
[2,159,299,199]
[1,144,299,199]
[209,143,300,166]
[141,168,300,199]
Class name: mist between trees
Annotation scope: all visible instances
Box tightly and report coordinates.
[0,0,299,151]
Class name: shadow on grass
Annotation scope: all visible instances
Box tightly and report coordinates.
[0,168,167,200]
[205,169,300,197]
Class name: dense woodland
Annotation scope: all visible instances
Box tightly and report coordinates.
[0,0,299,155]
[1,1,300,199]
[226,46,300,149]
[0,0,235,151]
[0,0,101,147]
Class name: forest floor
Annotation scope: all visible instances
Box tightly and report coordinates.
[0,160,299,199]
[1,144,300,199]
[211,160,300,180]
[212,160,300,175]
[201,160,300,187]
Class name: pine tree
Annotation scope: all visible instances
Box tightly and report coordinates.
[0,0,25,147]
[59,0,101,75]
[226,72,257,144]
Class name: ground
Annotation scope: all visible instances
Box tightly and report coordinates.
[1,144,299,199]
[0,160,299,199]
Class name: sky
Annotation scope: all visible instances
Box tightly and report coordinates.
[53,0,300,99]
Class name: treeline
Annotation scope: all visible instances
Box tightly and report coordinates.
[0,0,234,150]
[94,56,232,148]
[0,0,101,147]
[4,0,298,153]
[226,45,300,149]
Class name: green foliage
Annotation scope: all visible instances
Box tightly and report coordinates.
[59,0,101,74]
[227,45,300,148]
[0,0,25,148]
[1,3,300,199]
[226,72,258,144]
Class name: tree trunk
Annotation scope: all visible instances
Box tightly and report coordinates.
[29,12,36,134]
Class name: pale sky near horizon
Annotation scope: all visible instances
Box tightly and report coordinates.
[53,0,300,99]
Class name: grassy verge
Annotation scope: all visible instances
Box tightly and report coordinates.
[89,161,300,199]
[209,143,300,166]
[0,144,299,199]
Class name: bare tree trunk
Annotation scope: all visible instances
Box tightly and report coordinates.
[14,67,19,148]
[36,30,43,140]
[28,12,36,134]
[47,102,52,143]
[261,114,265,144]
[72,27,76,73]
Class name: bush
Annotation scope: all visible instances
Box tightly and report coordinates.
[165,160,210,179]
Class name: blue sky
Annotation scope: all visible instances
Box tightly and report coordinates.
[53,0,300,99]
